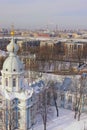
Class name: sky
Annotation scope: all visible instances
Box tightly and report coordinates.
[0,0,87,29]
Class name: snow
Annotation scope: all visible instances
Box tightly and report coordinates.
[0,85,33,100]
[78,63,87,71]
[33,107,87,130]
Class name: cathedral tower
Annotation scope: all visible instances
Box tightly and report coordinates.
[1,37,24,92]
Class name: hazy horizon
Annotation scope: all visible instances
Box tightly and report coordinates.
[0,0,87,29]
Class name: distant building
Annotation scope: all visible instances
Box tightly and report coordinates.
[0,39,9,51]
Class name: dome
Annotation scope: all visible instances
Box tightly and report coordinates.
[3,56,24,73]
[7,38,19,53]
[2,37,24,73]
[1,37,25,94]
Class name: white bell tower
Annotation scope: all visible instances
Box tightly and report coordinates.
[1,37,24,92]
[0,30,34,130]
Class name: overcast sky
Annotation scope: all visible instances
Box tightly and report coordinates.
[0,0,87,29]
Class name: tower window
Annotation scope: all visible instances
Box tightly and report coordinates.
[13,69,16,72]
[13,78,16,87]
[6,69,8,71]
[6,78,8,86]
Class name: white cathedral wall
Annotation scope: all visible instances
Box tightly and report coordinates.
[1,73,5,88]
[20,108,27,129]
[0,94,6,130]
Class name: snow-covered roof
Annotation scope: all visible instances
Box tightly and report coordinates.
[59,77,72,91]
[0,86,33,100]
[31,80,45,94]
[81,73,87,78]
[78,63,87,71]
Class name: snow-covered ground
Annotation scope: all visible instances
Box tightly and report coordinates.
[32,107,87,130]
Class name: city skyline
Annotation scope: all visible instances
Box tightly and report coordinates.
[0,0,87,29]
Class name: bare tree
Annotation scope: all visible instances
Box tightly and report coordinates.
[50,81,59,117]
[38,89,47,130]
[73,74,87,121]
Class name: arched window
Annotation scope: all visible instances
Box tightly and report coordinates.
[13,69,16,72]
[13,78,16,87]
[6,78,8,86]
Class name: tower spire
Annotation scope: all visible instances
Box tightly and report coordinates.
[10,24,15,37]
